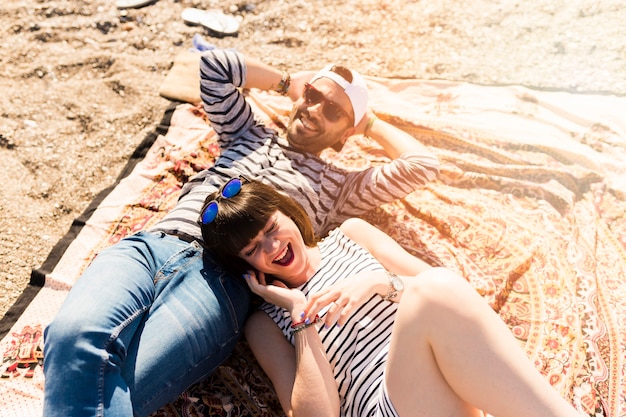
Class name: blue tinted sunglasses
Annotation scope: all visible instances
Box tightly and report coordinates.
[199,176,248,225]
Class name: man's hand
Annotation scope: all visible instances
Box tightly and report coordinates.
[287,71,317,102]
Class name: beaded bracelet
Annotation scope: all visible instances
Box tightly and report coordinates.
[364,116,377,139]
[291,315,321,334]
[276,71,291,96]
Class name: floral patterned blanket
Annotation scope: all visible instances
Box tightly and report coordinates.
[1,76,625,417]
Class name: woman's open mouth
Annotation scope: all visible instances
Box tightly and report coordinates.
[272,243,294,266]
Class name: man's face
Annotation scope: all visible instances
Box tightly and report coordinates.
[285,78,355,154]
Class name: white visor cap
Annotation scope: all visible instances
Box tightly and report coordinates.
[309,64,368,127]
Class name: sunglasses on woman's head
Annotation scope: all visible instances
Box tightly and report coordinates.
[199,176,249,225]
[303,83,350,123]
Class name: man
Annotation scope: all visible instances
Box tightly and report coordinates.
[43,49,439,416]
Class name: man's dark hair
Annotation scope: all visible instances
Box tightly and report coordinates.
[330,65,353,83]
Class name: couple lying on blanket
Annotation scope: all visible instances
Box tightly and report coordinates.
[42,49,579,417]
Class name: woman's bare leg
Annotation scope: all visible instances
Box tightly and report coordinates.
[385,267,580,417]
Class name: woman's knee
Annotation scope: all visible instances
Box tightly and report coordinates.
[408,267,469,299]
[400,267,489,330]
[399,268,482,321]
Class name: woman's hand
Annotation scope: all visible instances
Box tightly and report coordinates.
[244,270,308,315]
[304,270,388,328]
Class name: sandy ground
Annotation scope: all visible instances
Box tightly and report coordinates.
[1,0,625,320]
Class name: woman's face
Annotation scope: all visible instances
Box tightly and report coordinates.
[238,210,317,287]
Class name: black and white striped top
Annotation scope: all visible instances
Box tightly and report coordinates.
[150,49,440,241]
[261,228,398,416]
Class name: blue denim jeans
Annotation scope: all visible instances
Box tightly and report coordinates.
[43,231,251,417]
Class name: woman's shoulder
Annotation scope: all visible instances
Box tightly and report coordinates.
[340,217,370,231]
[338,218,375,242]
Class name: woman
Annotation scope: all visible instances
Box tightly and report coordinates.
[199,177,581,417]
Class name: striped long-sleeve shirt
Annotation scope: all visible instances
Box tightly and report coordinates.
[261,228,397,416]
[150,49,439,241]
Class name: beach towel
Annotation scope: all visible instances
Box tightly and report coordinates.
[1,52,625,417]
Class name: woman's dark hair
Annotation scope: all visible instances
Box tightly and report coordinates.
[200,179,317,275]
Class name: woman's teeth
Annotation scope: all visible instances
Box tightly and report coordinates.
[274,246,289,263]
[272,244,294,266]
